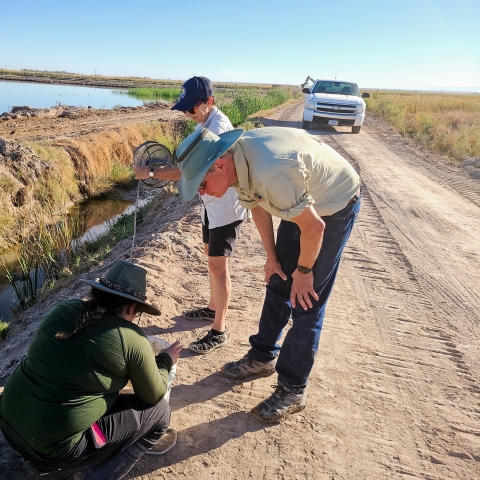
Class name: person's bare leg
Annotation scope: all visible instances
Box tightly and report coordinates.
[207,256,230,332]
[205,243,216,311]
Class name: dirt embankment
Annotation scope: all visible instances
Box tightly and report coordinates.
[0,72,184,90]
[0,102,183,142]
[1,100,480,479]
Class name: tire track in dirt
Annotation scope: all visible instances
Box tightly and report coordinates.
[323,127,480,477]
[256,101,480,477]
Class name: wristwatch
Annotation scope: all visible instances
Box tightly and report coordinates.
[149,169,154,178]
[297,265,313,274]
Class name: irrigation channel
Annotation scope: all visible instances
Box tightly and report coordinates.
[0,80,173,114]
[0,192,153,322]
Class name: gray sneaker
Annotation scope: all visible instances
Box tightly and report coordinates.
[221,354,276,379]
[251,385,307,423]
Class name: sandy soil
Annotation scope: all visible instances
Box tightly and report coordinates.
[1,101,480,479]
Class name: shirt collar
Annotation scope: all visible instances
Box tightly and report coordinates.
[232,141,250,192]
[200,106,218,130]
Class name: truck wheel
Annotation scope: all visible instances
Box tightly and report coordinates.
[302,121,311,130]
[352,126,361,134]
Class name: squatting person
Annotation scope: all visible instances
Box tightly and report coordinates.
[134,76,247,355]
[0,260,182,479]
[173,126,361,423]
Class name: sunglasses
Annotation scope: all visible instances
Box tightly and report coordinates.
[199,164,216,190]
[187,101,204,115]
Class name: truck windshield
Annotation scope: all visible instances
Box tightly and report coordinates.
[312,82,360,96]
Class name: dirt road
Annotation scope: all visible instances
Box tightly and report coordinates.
[1,101,480,479]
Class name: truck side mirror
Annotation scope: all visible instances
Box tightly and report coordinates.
[302,87,311,94]
[361,92,370,98]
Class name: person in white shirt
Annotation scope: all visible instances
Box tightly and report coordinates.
[134,76,246,354]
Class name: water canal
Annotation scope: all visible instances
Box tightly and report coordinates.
[0,80,172,114]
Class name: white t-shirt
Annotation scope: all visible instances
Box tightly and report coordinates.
[195,107,247,229]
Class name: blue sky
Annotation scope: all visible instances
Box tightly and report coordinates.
[1,0,479,90]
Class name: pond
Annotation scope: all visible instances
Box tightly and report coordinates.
[0,80,172,115]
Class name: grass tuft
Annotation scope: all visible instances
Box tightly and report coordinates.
[126,88,181,101]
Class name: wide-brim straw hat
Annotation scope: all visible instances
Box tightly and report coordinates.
[176,128,244,201]
[81,260,160,316]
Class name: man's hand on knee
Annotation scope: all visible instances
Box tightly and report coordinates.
[290,270,319,310]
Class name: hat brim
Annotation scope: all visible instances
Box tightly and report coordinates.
[179,129,244,201]
[171,96,197,113]
[81,279,161,316]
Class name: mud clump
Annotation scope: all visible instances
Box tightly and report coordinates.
[1,105,90,120]
[0,137,50,207]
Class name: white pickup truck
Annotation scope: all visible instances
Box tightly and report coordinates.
[301,79,370,134]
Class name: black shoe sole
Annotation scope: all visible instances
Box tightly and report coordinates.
[220,368,276,379]
[188,340,227,355]
[251,403,306,423]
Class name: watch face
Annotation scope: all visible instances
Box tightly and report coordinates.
[149,171,154,177]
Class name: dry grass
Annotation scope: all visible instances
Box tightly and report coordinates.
[366,91,480,161]
[54,127,144,193]
[0,120,187,247]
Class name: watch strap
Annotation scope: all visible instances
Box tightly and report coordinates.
[297,265,313,274]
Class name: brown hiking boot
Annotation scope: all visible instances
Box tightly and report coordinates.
[251,385,307,423]
[221,354,276,379]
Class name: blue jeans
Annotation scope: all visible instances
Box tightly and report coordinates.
[249,196,361,390]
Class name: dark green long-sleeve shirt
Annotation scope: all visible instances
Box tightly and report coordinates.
[0,300,172,461]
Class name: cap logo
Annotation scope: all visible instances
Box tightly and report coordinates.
[180,87,186,99]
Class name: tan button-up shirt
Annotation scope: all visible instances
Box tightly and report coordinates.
[232,127,360,219]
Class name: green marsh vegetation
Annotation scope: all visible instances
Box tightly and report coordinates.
[126,84,299,129]
[366,90,480,162]
[126,87,181,102]
[0,206,83,309]
[0,184,171,311]
[218,87,296,127]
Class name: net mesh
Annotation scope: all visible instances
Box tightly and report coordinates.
[133,141,173,189]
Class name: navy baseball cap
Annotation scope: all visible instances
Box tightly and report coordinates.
[171,76,214,113]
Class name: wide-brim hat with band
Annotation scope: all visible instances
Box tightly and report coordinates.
[81,260,161,316]
[171,76,214,113]
[175,128,244,201]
